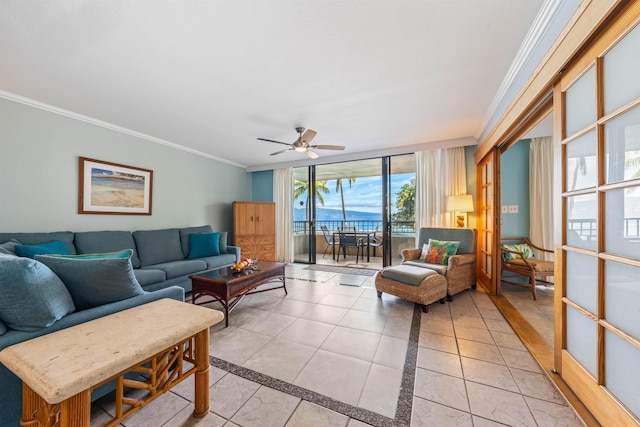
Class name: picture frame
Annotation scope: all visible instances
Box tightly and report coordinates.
[78,157,153,215]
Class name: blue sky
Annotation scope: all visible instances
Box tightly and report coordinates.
[295,173,414,214]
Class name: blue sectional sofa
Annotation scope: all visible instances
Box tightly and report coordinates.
[0,225,238,426]
[0,225,240,293]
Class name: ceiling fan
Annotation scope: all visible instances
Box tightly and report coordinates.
[257,127,345,159]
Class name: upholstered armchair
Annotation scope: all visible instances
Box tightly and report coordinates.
[401,227,477,299]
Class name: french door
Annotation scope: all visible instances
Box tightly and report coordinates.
[476,149,499,294]
[555,6,640,425]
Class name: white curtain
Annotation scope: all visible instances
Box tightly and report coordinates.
[415,147,468,231]
[529,136,554,260]
[273,168,294,262]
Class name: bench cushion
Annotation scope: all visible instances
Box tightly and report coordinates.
[403,260,448,275]
[381,265,437,286]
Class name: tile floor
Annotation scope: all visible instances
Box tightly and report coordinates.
[500,281,555,348]
[91,263,583,426]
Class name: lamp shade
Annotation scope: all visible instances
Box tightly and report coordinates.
[446,195,474,213]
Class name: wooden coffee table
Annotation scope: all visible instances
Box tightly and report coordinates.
[190,260,287,327]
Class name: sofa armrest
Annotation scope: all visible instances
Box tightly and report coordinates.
[401,248,422,262]
[226,245,241,262]
[448,253,475,267]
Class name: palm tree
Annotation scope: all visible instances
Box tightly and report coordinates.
[294,180,330,233]
[335,177,356,225]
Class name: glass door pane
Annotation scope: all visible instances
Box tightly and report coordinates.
[293,166,314,263]
[388,154,416,266]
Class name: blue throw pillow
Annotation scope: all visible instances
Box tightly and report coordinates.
[35,249,144,311]
[188,232,220,259]
[0,256,75,331]
[15,240,71,259]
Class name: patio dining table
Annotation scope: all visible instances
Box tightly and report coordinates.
[332,231,373,262]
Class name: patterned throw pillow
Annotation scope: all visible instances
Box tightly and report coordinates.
[502,243,534,261]
[423,239,460,265]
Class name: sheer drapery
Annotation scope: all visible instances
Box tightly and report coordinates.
[274,168,294,262]
[415,147,467,231]
[529,136,554,260]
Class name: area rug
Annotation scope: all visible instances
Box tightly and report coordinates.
[304,264,378,276]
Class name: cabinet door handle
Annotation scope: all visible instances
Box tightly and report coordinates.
[251,216,254,221]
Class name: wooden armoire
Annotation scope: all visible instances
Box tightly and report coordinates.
[232,201,276,260]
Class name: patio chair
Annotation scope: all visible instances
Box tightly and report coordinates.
[500,237,554,300]
[338,227,366,263]
[368,231,383,257]
[320,225,338,259]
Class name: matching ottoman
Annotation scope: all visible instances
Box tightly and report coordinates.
[375,264,447,312]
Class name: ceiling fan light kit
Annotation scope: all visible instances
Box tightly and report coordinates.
[258,127,345,158]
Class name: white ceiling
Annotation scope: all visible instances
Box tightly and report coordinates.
[1,0,548,170]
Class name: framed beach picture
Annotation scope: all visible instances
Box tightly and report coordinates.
[78,157,153,215]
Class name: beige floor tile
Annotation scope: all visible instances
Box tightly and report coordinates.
[416,347,463,378]
[243,337,317,382]
[350,295,388,314]
[301,304,349,324]
[90,405,115,426]
[210,327,272,365]
[230,386,300,427]
[164,404,227,426]
[325,274,368,286]
[330,284,366,297]
[411,397,473,427]
[347,419,375,426]
[338,309,387,334]
[484,317,515,334]
[359,286,380,300]
[466,382,537,426]
[525,396,585,427]
[121,392,190,427]
[510,368,567,405]
[472,415,509,426]
[358,363,403,417]
[321,326,381,361]
[269,298,315,318]
[240,311,297,336]
[277,317,335,348]
[287,287,333,304]
[418,331,458,354]
[457,339,504,364]
[382,314,412,340]
[373,335,408,369]
[317,293,359,309]
[209,373,261,419]
[171,366,228,402]
[499,346,543,373]
[285,401,349,427]
[293,350,370,406]
[419,318,455,337]
[238,294,283,311]
[490,329,527,351]
[454,325,495,345]
[461,357,520,393]
[414,368,469,412]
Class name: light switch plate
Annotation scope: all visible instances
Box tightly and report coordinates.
[501,205,508,214]
[508,205,518,213]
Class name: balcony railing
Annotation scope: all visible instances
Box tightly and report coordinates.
[294,220,415,235]
[568,218,640,239]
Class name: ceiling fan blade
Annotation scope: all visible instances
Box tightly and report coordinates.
[310,145,345,151]
[257,137,291,147]
[270,149,290,156]
[306,150,319,159]
[301,129,317,143]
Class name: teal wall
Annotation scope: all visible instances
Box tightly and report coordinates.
[0,97,251,232]
[251,170,274,202]
[500,139,530,237]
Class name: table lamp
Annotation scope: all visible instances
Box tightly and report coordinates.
[446,195,474,228]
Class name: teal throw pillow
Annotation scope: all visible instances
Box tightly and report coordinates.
[502,243,535,261]
[0,256,75,331]
[188,232,220,259]
[0,239,20,256]
[424,239,460,265]
[15,240,71,259]
[35,249,144,311]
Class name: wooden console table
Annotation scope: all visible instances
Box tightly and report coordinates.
[0,299,224,427]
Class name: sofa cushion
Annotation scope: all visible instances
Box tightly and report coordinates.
[133,229,184,267]
[179,225,213,257]
[188,232,220,259]
[0,239,19,256]
[202,253,236,270]
[381,264,438,286]
[142,259,208,279]
[15,240,71,258]
[403,260,448,275]
[423,239,459,265]
[133,268,166,286]
[74,231,141,268]
[0,231,76,255]
[0,319,6,336]
[0,256,75,331]
[36,249,144,311]
[219,231,228,254]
